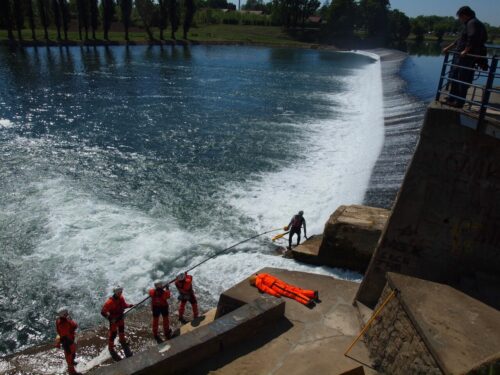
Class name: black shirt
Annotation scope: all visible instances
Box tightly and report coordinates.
[456,17,488,55]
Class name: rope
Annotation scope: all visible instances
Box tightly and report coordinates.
[123,227,282,317]
[344,289,399,357]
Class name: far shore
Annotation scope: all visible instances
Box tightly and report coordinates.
[0,37,339,51]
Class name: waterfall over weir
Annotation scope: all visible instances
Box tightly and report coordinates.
[363,49,427,209]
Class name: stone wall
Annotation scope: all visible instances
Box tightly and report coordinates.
[356,103,500,308]
[363,284,442,375]
[318,205,389,273]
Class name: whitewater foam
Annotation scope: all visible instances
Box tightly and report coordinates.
[227,58,385,235]
[0,119,14,129]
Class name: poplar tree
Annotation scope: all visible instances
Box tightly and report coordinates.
[52,0,62,40]
[183,0,195,39]
[158,0,168,40]
[60,0,70,40]
[89,0,98,39]
[37,0,50,40]
[102,0,115,40]
[169,0,179,40]
[13,0,24,41]
[76,0,90,40]
[136,0,156,41]
[26,0,37,40]
[327,0,358,36]
[0,0,15,41]
[119,0,132,41]
[359,0,390,37]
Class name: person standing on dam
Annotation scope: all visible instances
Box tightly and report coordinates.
[149,280,172,343]
[285,210,307,249]
[101,285,135,360]
[442,6,488,108]
[175,273,199,323]
[55,308,81,375]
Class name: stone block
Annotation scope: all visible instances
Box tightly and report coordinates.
[316,205,389,272]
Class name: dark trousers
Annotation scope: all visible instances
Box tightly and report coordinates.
[449,56,475,106]
[289,228,301,248]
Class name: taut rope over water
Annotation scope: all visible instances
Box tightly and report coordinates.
[123,227,282,317]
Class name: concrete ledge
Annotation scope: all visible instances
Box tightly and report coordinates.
[386,273,500,375]
[90,296,285,375]
[210,268,376,375]
[291,235,323,264]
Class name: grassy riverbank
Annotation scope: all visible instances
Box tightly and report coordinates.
[0,24,316,48]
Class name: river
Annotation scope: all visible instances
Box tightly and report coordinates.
[0,44,443,355]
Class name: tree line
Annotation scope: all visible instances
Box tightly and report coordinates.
[410,15,499,43]
[0,0,197,42]
[321,0,410,42]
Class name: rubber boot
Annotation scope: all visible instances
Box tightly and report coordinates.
[165,328,173,340]
[154,335,163,344]
[121,341,133,358]
[109,348,122,361]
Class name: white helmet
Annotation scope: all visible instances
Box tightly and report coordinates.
[113,285,123,294]
[57,307,69,318]
[154,280,164,288]
[177,273,186,281]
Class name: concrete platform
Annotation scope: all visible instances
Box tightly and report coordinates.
[90,297,285,375]
[387,273,500,374]
[209,267,377,375]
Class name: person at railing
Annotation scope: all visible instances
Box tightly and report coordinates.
[442,6,488,108]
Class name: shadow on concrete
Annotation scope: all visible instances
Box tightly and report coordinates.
[188,318,294,375]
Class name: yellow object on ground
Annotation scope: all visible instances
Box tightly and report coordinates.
[272,232,289,241]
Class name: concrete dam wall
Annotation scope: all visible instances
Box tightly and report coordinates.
[357,102,500,309]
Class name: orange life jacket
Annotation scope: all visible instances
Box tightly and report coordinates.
[149,288,170,308]
[101,295,132,320]
[56,317,78,341]
[175,275,193,295]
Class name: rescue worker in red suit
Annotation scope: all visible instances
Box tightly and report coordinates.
[55,307,81,375]
[249,273,318,307]
[285,210,307,249]
[101,285,135,360]
[149,280,172,343]
[175,273,199,323]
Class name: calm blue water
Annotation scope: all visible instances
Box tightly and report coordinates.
[400,55,442,101]
[0,45,390,354]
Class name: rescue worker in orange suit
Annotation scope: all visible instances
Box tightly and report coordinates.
[101,285,135,360]
[149,280,172,343]
[285,210,307,249]
[175,273,199,323]
[249,273,318,307]
[55,307,81,375]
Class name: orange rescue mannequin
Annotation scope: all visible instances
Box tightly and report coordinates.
[249,273,319,307]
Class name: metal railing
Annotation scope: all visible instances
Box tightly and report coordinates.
[435,45,499,132]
